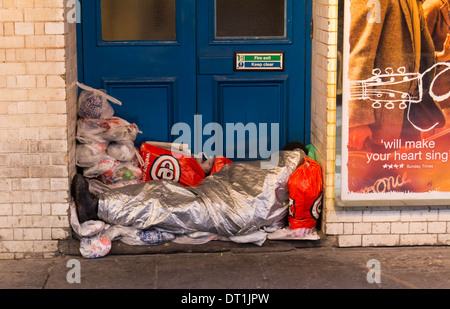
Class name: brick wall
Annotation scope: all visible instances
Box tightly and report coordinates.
[310,0,338,215]
[0,0,77,259]
[311,0,450,247]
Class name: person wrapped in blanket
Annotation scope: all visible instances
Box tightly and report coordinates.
[71,144,307,239]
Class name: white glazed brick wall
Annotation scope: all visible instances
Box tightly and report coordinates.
[0,0,77,259]
[311,0,450,247]
[311,0,339,230]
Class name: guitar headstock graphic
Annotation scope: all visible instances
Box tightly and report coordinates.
[349,62,450,131]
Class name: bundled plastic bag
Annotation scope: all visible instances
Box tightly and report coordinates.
[76,117,140,144]
[75,84,144,188]
[76,118,108,143]
[287,157,323,229]
[76,142,108,167]
[98,161,143,185]
[267,226,320,240]
[107,141,137,162]
[79,231,112,259]
[107,226,175,246]
[146,141,191,155]
[78,90,114,119]
[140,142,205,187]
[82,156,118,178]
[77,82,122,119]
[103,119,140,142]
[75,117,142,185]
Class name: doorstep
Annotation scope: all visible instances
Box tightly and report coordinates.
[58,231,337,257]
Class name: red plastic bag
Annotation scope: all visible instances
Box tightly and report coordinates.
[210,156,233,175]
[288,157,323,229]
[139,143,205,187]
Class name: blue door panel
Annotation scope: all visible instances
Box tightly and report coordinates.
[198,57,234,75]
[103,78,177,145]
[215,77,287,160]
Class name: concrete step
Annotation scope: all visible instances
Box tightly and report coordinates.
[58,231,337,256]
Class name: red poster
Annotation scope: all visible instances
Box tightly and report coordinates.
[342,0,450,200]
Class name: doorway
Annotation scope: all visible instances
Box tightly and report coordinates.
[77,0,312,159]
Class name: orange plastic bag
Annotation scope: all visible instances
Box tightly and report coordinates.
[139,143,205,187]
[288,157,323,229]
[210,156,233,175]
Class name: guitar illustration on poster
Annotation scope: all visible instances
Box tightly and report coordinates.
[349,62,450,132]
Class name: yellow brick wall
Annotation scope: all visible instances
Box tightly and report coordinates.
[310,0,339,230]
[0,0,77,259]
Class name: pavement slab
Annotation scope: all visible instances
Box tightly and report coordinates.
[0,246,448,291]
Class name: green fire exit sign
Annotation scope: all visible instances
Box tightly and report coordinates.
[235,52,284,71]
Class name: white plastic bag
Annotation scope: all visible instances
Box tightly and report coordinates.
[82,156,118,178]
[97,161,143,185]
[77,82,122,119]
[145,141,192,156]
[228,231,268,246]
[79,232,112,259]
[107,141,136,162]
[70,202,106,238]
[76,142,108,167]
[267,226,320,240]
[103,119,140,142]
[104,225,175,246]
[76,117,140,144]
[76,118,109,143]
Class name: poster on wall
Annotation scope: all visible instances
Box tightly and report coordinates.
[341,0,450,200]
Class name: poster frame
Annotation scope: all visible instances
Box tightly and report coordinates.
[339,0,450,203]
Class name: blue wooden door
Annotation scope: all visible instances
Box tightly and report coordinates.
[78,0,311,157]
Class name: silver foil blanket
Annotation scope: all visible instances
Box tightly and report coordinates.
[97,151,305,237]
